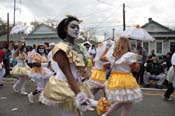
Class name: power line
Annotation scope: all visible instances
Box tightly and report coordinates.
[83,4,123,31]
[96,0,116,8]
[81,24,123,29]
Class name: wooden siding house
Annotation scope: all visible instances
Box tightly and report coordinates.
[130,18,175,56]
[24,23,61,45]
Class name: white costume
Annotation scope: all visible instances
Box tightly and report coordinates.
[39,42,95,115]
[11,52,31,95]
[166,53,175,87]
[105,52,143,103]
[27,53,53,91]
[47,50,58,74]
[87,41,113,89]
[0,62,5,85]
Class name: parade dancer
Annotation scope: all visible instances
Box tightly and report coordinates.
[163,52,175,101]
[101,37,143,116]
[11,39,31,95]
[47,42,58,75]
[86,40,113,95]
[39,16,110,116]
[27,44,54,103]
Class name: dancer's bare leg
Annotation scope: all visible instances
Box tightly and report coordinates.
[102,102,123,116]
[120,103,133,116]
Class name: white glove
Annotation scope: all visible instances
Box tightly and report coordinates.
[41,63,48,67]
[105,40,112,48]
[173,80,175,88]
[75,92,90,112]
[0,64,2,69]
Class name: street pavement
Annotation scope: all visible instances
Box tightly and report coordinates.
[0,78,175,116]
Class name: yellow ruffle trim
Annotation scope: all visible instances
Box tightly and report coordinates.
[107,71,139,90]
[87,59,93,67]
[96,97,111,115]
[43,77,93,102]
[91,69,106,83]
[11,65,31,76]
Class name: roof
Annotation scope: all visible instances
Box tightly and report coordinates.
[142,18,175,32]
[0,33,24,41]
[28,23,57,35]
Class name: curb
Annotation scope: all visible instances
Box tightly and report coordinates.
[2,78,168,92]
[141,87,166,91]
[3,78,16,82]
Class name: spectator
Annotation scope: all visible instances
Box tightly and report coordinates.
[47,42,58,74]
[88,44,96,59]
[26,46,36,68]
[44,42,50,55]
[150,49,156,57]
[131,44,137,53]
[3,42,11,77]
[135,41,148,85]
[165,52,172,71]
[143,56,166,89]
[84,42,91,51]
[10,43,18,67]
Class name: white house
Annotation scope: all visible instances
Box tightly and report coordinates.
[1,19,175,56]
[130,18,175,56]
[24,23,61,45]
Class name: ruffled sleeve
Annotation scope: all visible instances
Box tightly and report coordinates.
[52,42,85,67]
[106,43,115,63]
[115,52,137,65]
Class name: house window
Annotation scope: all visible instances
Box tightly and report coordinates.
[130,41,136,52]
[156,41,163,54]
[143,42,149,53]
[170,42,175,53]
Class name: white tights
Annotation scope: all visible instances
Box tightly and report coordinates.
[13,77,26,92]
[104,102,133,116]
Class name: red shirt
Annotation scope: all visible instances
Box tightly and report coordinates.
[0,49,5,63]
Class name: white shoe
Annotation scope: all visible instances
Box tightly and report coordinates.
[28,92,34,103]
[12,85,19,93]
[20,90,28,95]
[101,113,107,116]
[87,107,95,111]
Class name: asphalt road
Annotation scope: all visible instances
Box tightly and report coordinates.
[0,78,175,116]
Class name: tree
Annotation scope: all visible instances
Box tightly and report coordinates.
[0,18,12,35]
[44,18,58,28]
[30,20,40,28]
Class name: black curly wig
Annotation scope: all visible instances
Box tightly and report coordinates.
[56,16,80,40]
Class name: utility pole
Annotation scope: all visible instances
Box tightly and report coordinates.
[13,0,16,26]
[112,28,115,40]
[104,32,107,40]
[123,3,126,31]
[7,13,9,46]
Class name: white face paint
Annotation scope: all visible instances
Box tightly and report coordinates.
[38,48,45,53]
[67,21,80,39]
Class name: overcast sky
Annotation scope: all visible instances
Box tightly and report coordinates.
[1,0,175,36]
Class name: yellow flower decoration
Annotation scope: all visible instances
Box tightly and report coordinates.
[96,97,111,115]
